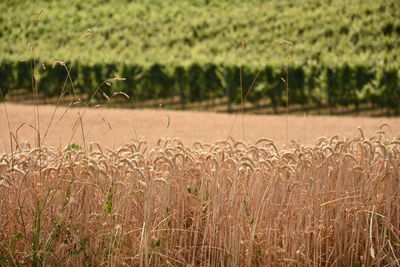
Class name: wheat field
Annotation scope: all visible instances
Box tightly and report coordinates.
[0,105,399,265]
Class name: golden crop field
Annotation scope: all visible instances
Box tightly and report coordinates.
[0,103,399,266]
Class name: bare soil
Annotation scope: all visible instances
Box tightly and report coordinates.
[1,103,399,152]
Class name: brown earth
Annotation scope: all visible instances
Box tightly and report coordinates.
[1,103,399,152]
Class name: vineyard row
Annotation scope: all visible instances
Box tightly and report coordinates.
[0,61,399,112]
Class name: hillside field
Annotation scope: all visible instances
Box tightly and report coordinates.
[1,0,400,112]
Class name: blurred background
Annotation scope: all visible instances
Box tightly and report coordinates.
[0,0,399,115]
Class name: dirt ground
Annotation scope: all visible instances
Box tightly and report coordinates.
[1,103,399,152]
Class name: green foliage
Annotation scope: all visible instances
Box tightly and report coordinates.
[187,187,199,196]
[0,0,399,110]
[150,239,161,249]
[104,182,115,214]
[66,143,82,152]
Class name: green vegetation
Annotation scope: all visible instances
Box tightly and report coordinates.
[0,0,399,112]
[66,143,82,152]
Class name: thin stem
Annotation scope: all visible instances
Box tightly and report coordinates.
[0,88,14,167]
[240,66,244,141]
[42,64,72,145]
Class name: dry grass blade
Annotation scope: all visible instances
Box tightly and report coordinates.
[82,28,92,38]
[51,61,66,69]
[34,9,43,25]
[111,77,126,81]
[112,92,130,99]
